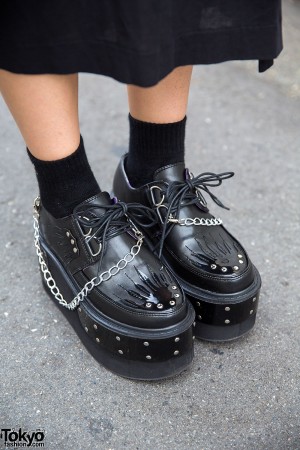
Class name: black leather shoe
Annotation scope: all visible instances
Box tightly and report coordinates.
[32,192,195,380]
[113,155,261,342]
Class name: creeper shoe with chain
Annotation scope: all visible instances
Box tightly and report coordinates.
[113,155,261,342]
[33,192,195,380]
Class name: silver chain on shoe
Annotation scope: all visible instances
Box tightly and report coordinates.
[150,185,223,227]
[33,197,144,311]
[168,216,222,226]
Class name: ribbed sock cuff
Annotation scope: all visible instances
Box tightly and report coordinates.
[126,114,186,187]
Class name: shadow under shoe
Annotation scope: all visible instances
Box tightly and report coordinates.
[33,192,195,380]
[113,155,261,342]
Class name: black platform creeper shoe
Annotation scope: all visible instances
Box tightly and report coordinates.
[113,155,261,342]
[32,193,195,380]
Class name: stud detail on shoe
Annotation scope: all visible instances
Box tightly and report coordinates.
[64,230,79,254]
[119,267,179,311]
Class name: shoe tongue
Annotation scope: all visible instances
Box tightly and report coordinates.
[154,162,186,183]
[77,191,113,218]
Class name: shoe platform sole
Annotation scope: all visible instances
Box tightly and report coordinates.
[162,259,261,342]
[40,239,195,380]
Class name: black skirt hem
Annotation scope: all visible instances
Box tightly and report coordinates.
[0,25,282,87]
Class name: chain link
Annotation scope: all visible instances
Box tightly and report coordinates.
[168,216,222,226]
[33,197,144,311]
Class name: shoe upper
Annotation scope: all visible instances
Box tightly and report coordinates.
[38,191,188,328]
[113,155,257,295]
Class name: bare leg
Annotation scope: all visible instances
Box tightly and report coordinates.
[0,70,99,217]
[0,70,80,159]
[127,66,193,123]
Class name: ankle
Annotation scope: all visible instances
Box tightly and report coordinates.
[28,136,101,218]
[126,114,186,187]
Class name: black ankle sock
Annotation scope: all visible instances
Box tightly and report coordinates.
[126,114,186,187]
[27,136,101,218]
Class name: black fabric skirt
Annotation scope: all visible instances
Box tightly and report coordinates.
[0,1,282,87]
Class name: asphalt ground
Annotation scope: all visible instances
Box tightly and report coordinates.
[1,1,299,449]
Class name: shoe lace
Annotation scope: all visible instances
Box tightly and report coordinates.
[157,171,234,257]
[74,200,158,274]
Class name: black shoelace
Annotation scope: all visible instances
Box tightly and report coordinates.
[156,171,234,257]
[74,201,157,272]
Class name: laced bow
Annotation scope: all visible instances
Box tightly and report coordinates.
[156,171,234,257]
[74,201,157,274]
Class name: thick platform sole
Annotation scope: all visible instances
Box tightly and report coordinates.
[39,239,195,380]
[162,260,261,342]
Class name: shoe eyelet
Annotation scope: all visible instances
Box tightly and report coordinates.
[150,185,165,207]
